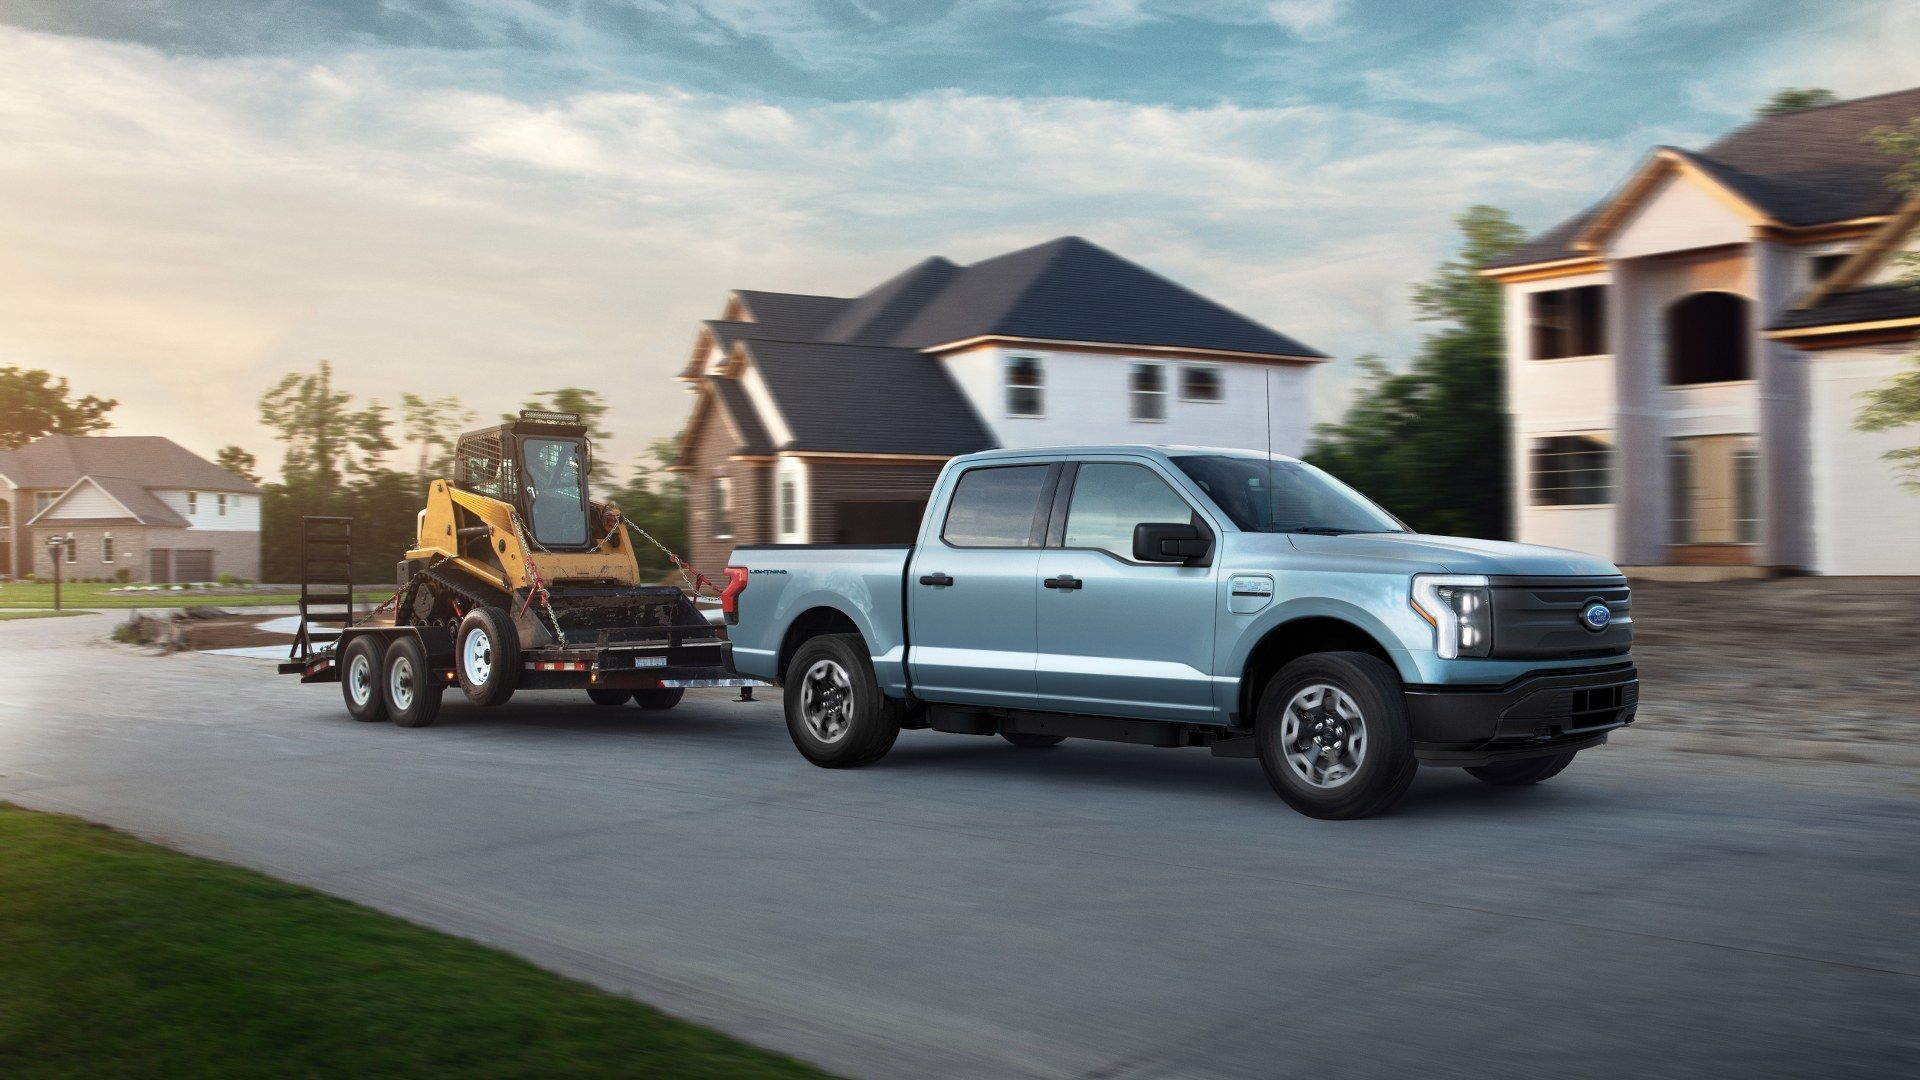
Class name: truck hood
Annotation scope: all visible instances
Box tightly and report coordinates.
[1283,532,1622,577]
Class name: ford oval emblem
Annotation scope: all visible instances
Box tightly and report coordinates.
[1580,601,1612,632]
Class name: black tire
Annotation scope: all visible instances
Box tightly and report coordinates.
[1467,751,1578,787]
[1001,732,1066,748]
[455,606,518,707]
[384,635,443,728]
[633,687,686,711]
[1254,652,1418,820]
[340,635,388,723]
[587,688,633,706]
[783,633,900,768]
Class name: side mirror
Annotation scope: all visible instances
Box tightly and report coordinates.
[1133,522,1211,565]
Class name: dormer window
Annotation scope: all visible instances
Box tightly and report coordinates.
[186,492,198,515]
[1005,356,1044,417]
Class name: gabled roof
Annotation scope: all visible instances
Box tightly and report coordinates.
[1767,282,1920,333]
[731,291,851,339]
[1489,86,1920,271]
[24,475,191,528]
[0,435,259,493]
[740,340,995,456]
[707,376,774,455]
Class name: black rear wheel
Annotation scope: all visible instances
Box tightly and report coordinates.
[455,606,518,707]
[340,636,388,723]
[587,688,633,706]
[1467,751,1578,786]
[783,634,899,768]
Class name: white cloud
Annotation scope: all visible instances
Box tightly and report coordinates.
[0,24,1629,474]
[1263,0,1347,42]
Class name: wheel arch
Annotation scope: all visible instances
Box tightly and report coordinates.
[775,605,866,682]
[1236,613,1401,724]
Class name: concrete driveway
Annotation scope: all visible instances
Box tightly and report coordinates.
[2,613,1916,1079]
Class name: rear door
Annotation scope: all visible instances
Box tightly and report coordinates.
[1033,460,1220,723]
[906,462,1057,708]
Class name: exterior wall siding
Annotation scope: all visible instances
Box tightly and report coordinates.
[683,401,772,583]
[27,525,260,582]
[1807,346,1920,575]
[1504,268,1618,561]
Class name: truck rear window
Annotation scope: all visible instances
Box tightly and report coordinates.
[942,465,1051,548]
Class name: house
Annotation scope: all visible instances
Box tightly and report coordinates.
[668,236,1328,577]
[0,435,262,582]
[1482,87,1920,577]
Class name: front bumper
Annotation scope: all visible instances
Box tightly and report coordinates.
[1404,663,1638,767]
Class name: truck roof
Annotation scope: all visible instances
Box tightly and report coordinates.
[949,444,1305,466]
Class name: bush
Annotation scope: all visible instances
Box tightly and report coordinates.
[114,568,132,583]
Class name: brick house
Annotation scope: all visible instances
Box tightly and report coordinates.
[1482,87,1920,575]
[669,236,1328,578]
[0,435,262,582]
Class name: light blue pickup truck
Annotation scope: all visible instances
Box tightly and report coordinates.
[721,445,1637,818]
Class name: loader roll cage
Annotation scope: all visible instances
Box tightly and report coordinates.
[454,410,596,551]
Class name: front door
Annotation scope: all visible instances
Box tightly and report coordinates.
[1034,461,1219,723]
[907,463,1055,708]
[148,548,171,584]
[1668,435,1758,564]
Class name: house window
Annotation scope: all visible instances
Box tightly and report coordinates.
[1180,365,1223,402]
[712,477,732,539]
[1734,446,1760,545]
[1005,356,1044,417]
[102,533,114,563]
[1666,292,1751,385]
[186,492,198,515]
[1529,436,1613,507]
[1129,364,1167,421]
[1529,285,1607,359]
[65,533,77,564]
[217,493,229,516]
[1810,252,1850,282]
[779,478,798,536]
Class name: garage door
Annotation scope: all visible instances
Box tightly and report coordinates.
[174,549,214,582]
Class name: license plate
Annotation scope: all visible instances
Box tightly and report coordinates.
[633,656,667,668]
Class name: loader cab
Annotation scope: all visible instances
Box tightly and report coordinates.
[454,411,595,550]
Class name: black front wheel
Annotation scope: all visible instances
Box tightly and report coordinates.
[1467,751,1578,787]
[1254,652,1418,820]
[783,634,900,768]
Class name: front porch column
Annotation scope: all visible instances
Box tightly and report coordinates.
[1753,241,1813,570]
[1612,258,1667,565]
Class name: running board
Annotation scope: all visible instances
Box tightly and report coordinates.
[926,705,1248,750]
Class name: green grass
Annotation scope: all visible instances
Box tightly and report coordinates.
[0,610,96,621]
[0,582,383,609]
[0,803,829,1079]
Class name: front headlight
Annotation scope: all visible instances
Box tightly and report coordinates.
[1410,574,1492,659]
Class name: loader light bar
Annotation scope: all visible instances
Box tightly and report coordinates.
[721,566,749,624]
[518,409,582,425]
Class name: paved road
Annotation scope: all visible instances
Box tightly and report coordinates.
[3,614,1916,1079]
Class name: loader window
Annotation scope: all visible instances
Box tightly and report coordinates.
[521,437,589,546]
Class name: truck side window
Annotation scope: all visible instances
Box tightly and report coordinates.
[942,465,1051,548]
[1064,463,1195,561]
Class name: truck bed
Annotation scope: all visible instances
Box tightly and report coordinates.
[724,544,912,689]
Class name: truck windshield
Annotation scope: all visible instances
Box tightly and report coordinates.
[1171,454,1407,535]
[520,437,590,546]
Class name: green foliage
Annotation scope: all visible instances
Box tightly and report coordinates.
[214,445,260,484]
[0,366,116,450]
[1857,120,1920,487]
[1757,87,1838,118]
[0,802,827,1079]
[1305,205,1525,539]
[512,388,614,485]
[604,437,691,573]
[400,392,475,483]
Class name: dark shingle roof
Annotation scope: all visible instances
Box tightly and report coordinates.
[706,376,773,455]
[26,475,192,527]
[819,257,962,345]
[0,435,260,493]
[732,291,850,339]
[1492,86,1920,269]
[741,340,995,456]
[1768,283,1920,331]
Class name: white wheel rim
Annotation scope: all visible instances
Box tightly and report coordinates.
[389,655,416,712]
[347,652,373,706]
[1280,683,1367,789]
[463,625,492,685]
[799,659,854,743]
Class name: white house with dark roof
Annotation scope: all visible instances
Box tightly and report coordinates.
[0,435,262,582]
[1483,87,1920,576]
[670,236,1326,578]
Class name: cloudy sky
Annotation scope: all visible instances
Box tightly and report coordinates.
[1,1,1915,476]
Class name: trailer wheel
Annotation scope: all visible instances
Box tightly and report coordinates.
[587,688,633,706]
[783,634,900,768]
[1001,732,1065,748]
[384,635,443,728]
[341,636,388,723]
[455,606,518,707]
[633,687,685,711]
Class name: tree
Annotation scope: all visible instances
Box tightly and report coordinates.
[510,388,613,484]
[1304,205,1526,538]
[1856,119,1920,487]
[0,366,116,449]
[604,437,690,576]
[215,445,260,484]
[400,392,475,482]
[1758,88,1838,118]
[259,361,396,490]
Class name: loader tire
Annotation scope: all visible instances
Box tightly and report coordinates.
[783,634,900,768]
[384,635,443,728]
[341,635,388,723]
[633,687,685,711]
[456,606,519,707]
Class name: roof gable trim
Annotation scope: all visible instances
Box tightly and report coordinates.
[25,476,147,526]
[923,334,1329,364]
[1574,148,1776,254]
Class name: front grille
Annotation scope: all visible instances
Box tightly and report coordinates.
[1487,576,1632,660]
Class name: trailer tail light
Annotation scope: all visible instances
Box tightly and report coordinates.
[721,566,749,624]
